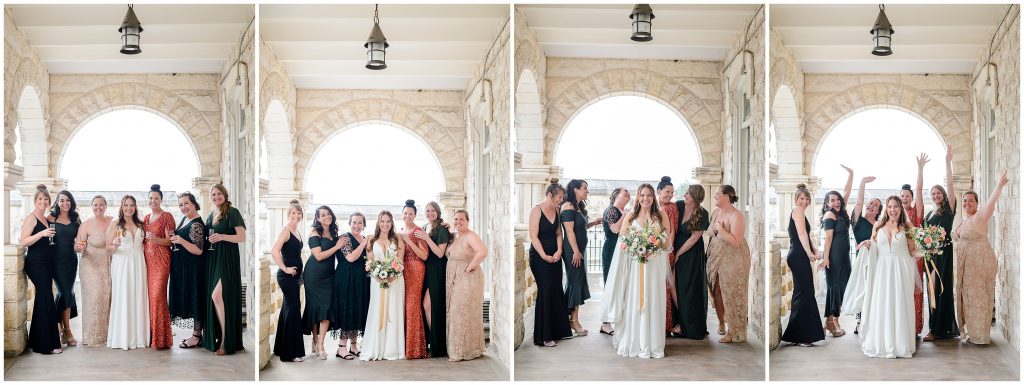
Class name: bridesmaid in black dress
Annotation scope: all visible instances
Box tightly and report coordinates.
[49,190,80,346]
[925,145,959,341]
[529,179,572,347]
[415,201,451,357]
[671,185,710,339]
[272,200,305,362]
[821,166,854,337]
[561,179,601,336]
[331,212,371,359]
[20,184,62,354]
[303,205,343,360]
[168,192,207,349]
[781,184,825,346]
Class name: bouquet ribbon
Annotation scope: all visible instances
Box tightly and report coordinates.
[924,254,944,309]
[638,260,646,312]
[378,287,390,331]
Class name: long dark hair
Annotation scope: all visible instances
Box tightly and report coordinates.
[117,195,144,231]
[50,190,80,225]
[820,190,849,226]
[873,196,910,240]
[684,184,705,232]
[312,205,338,239]
[564,179,588,217]
[368,210,400,252]
[629,183,663,225]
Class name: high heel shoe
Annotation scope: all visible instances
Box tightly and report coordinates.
[570,321,588,337]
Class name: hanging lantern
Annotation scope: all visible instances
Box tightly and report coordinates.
[118,4,143,55]
[870,4,893,56]
[629,4,654,42]
[365,4,389,70]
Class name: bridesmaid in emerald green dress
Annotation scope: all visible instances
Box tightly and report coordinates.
[415,201,451,357]
[203,184,246,355]
[924,145,959,341]
[671,184,710,339]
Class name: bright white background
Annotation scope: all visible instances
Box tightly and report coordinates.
[554,95,700,182]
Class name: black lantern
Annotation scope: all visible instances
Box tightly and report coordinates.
[365,4,389,70]
[630,4,654,42]
[118,4,143,55]
[870,4,893,56]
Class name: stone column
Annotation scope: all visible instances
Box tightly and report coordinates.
[258,256,272,370]
[693,166,723,213]
[4,163,26,357]
[767,240,783,350]
[770,175,817,245]
[438,191,467,218]
[513,231,528,349]
[15,177,67,218]
[192,176,221,217]
[262,191,311,252]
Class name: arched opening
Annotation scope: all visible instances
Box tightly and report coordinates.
[771,86,799,175]
[262,100,293,191]
[304,123,446,230]
[10,86,46,241]
[514,70,544,225]
[553,95,701,273]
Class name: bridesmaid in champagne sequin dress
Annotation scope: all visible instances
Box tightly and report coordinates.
[445,210,487,361]
[143,185,175,349]
[706,186,750,343]
[953,171,1007,344]
[76,195,112,346]
[400,200,429,359]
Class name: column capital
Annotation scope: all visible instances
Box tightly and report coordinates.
[191,176,222,192]
[15,177,67,196]
[770,174,820,193]
[4,163,24,190]
[438,191,467,212]
[263,191,311,209]
[515,164,558,184]
[951,174,973,192]
[693,166,723,185]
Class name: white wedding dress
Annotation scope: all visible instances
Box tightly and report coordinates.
[842,228,917,358]
[361,241,406,361]
[602,237,630,350]
[615,219,668,359]
[107,227,150,350]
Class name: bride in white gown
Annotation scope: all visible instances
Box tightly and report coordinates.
[843,196,921,358]
[361,210,406,361]
[614,184,671,359]
[106,195,150,350]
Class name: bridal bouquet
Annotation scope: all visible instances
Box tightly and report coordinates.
[366,246,403,289]
[620,221,668,264]
[911,225,948,308]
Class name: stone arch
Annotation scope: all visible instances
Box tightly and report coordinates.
[48,82,221,177]
[296,98,465,193]
[544,68,720,167]
[771,85,800,175]
[803,82,970,176]
[515,69,544,166]
[262,100,295,192]
[4,57,48,166]
[13,86,48,178]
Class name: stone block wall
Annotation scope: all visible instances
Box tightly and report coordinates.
[4,9,49,165]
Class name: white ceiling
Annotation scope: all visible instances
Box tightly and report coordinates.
[261,4,509,90]
[771,4,1010,74]
[6,4,254,74]
[518,4,761,61]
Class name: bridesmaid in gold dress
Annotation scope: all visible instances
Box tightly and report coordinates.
[706,185,750,343]
[954,171,1008,344]
[74,195,113,346]
[445,209,488,361]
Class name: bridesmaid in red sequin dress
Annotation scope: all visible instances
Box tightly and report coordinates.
[144,184,175,349]
[401,200,429,359]
[657,177,679,332]
[900,154,927,336]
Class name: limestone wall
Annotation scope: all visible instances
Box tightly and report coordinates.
[3,10,49,166]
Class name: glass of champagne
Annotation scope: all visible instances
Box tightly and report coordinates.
[207,229,216,251]
[48,223,56,245]
[169,228,179,252]
[115,227,124,248]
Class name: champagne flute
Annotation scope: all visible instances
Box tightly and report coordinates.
[48,223,56,245]
[168,228,179,252]
[115,227,124,248]
[207,229,216,251]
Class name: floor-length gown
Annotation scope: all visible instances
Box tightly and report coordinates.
[108,227,150,350]
[560,207,590,311]
[529,210,572,345]
[846,228,917,358]
[25,218,62,353]
[601,206,623,284]
[616,219,668,359]
[781,216,825,344]
[660,201,679,331]
[403,225,428,359]
[168,217,206,334]
[953,218,997,344]
[423,225,451,357]
[925,204,958,339]
[602,237,630,339]
[361,241,406,361]
[274,232,305,361]
[202,208,245,354]
[823,215,851,318]
[80,219,111,346]
[907,207,925,335]
[706,211,751,342]
[445,234,485,361]
[144,211,174,348]
[302,232,335,334]
[674,206,710,339]
[53,221,80,323]
[330,233,370,343]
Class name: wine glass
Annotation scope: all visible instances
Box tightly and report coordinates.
[48,223,56,245]
[207,229,216,251]
[169,229,179,252]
